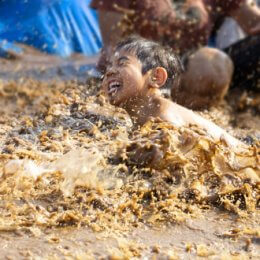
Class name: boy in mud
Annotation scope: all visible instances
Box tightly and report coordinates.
[102,36,244,147]
[93,0,260,109]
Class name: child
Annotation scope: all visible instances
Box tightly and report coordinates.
[93,0,260,109]
[102,36,244,148]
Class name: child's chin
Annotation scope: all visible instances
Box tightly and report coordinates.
[109,96,121,106]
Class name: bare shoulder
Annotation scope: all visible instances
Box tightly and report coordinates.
[158,98,188,127]
[159,98,213,128]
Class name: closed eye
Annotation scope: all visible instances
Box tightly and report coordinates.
[117,56,130,66]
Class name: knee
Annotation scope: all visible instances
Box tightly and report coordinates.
[200,47,234,86]
[171,47,234,110]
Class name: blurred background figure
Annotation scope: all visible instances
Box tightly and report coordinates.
[91,0,259,54]
[0,0,102,58]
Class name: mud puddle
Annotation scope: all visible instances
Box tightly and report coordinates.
[0,64,259,259]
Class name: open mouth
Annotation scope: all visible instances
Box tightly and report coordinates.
[108,80,122,97]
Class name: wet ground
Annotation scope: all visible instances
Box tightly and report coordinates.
[0,52,259,259]
[1,211,259,259]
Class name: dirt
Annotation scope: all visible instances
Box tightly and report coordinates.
[0,44,100,82]
[1,211,259,259]
[0,55,259,259]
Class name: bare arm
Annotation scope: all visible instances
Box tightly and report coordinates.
[230,0,260,35]
[98,10,124,47]
[91,0,131,47]
[166,101,244,147]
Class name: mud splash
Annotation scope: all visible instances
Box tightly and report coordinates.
[0,78,259,258]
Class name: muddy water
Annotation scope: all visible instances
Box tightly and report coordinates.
[0,45,100,82]
[0,60,259,259]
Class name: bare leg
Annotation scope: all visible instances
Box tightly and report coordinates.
[98,10,124,46]
[97,11,124,72]
[171,47,234,110]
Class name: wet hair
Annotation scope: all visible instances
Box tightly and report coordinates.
[114,35,183,89]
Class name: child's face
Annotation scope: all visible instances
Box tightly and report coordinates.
[102,50,150,106]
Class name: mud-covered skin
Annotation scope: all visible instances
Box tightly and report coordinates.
[102,50,150,106]
[0,76,259,258]
[102,43,245,147]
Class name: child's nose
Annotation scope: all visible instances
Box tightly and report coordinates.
[106,66,117,76]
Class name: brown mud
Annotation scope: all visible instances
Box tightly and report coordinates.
[0,54,259,259]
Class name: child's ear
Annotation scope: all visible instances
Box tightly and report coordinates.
[150,67,168,88]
